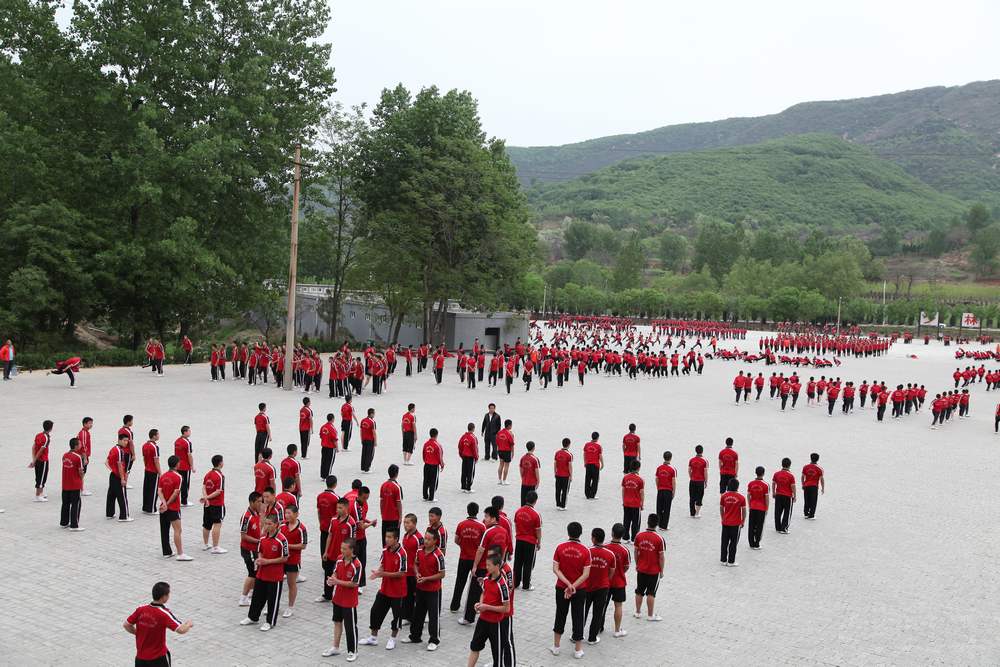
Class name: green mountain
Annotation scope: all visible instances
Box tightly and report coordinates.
[509,80,1000,207]
[526,134,967,234]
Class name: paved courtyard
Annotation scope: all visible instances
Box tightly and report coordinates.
[2,331,998,666]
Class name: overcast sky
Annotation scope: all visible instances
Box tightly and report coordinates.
[327,0,1000,147]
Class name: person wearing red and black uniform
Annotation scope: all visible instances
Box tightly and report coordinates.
[654,451,676,531]
[400,513,423,621]
[60,437,85,530]
[319,413,339,480]
[241,513,288,631]
[316,475,339,559]
[380,465,403,546]
[688,444,707,517]
[49,355,81,386]
[553,438,573,510]
[583,527,616,645]
[421,428,445,501]
[401,403,417,465]
[360,529,408,650]
[158,455,192,561]
[298,396,313,460]
[633,513,665,622]
[719,478,746,566]
[360,408,378,473]
[239,492,264,607]
[253,403,271,462]
[458,423,479,493]
[515,441,539,506]
[746,467,768,550]
[772,458,796,533]
[512,491,541,591]
[717,437,739,495]
[621,461,644,541]
[826,381,840,416]
[467,551,514,667]
[106,433,132,521]
[582,432,603,500]
[201,454,226,552]
[124,581,192,667]
[407,529,446,650]
[462,506,506,625]
[253,448,277,495]
[452,502,486,612]
[495,419,515,485]
[174,426,195,507]
[605,524,631,638]
[77,417,94,497]
[30,420,53,501]
[280,443,302,500]
[349,486,376,588]
[140,430,162,514]
[622,424,640,474]
[320,498,357,602]
[279,503,307,618]
[551,521,592,659]
[801,453,825,519]
[118,415,136,480]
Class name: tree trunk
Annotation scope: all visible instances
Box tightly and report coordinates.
[391,314,403,344]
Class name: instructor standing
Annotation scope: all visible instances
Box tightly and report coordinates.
[481,404,501,462]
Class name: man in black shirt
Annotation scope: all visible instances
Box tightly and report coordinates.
[481,403,501,462]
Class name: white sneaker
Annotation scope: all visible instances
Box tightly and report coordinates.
[574,650,585,659]
[239,618,258,626]
[176,554,193,561]
[81,490,93,496]
[202,543,213,551]
[400,637,419,644]
[314,596,328,603]
[587,637,601,645]
[613,629,628,638]
[211,546,228,554]
[118,517,135,522]
[259,622,271,632]
[321,647,341,657]
[282,608,294,618]
[457,618,472,625]
[730,562,739,567]
[359,636,378,646]
[296,574,306,582]
[549,647,561,656]
[386,637,396,650]
[632,611,641,618]
[346,653,357,662]
[239,596,250,607]
[646,614,662,622]
[32,497,44,503]
[69,527,86,532]
[427,643,438,651]
[358,587,365,595]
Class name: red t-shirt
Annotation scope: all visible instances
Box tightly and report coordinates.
[62,451,84,491]
[688,456,707,482]
[77,428,92,458]
[279,520,308,566]
[414,548,446,591]
[126,603,182,661]
[655,464,676,491]
[401,412,415,433]
[158,471,182,511]
[586,545,616,591]
[718,448,738,476]
[422,439,443,465]
[495,429,514,453]
[325,515,357,561]
[519,453,540,486]
[33,432,50,462]
[280,457,300,486]
[360,417,376,441]
[553,539,592,589]
[747,479,769,512]
[331,556,363,607]
[554,449,573,478]
[772,469,796,497]
[253,461,276,494]
[316,490,339,529]
[621,473,644,508]
[174,437,192,472]
[583,441,602,466]
[379,479,403,521]
[622,433,640,457]
[479,574,511,623]
[513,505,541,545]
[455,518,487,560]
[240,510,261,550]
[720,491,746,526]
[142,441,160,473]
[801,464,824,487]
[458,432,479,459]
[478,525,508,569]
[107,445,128,478]
[378,545,408,598]
[203,469,225,506]
[257,532,289,582]
[299,406,313,432]
[605,542,630,589]
[254,413,269,433]
[319,423,338,448]
[341,403,354,421]
[633,530,665,575]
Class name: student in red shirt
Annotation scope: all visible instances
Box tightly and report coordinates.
[380,465,404,546]
[319,413,339,480]
[584,527,616,644]
[582,432,603,500]
[621,461,645,541]
[78,416,94,497]
[632,513,665,622]
[622,423,641,474]
[341,395,359,452]
[495,419,515,485]
[467,552,512,667]
[421,428,445,502]
[124,581,192,666]
[253,448,277,495]
[299,396,314,460]
[406,529,446,650]
[801,453,825,519]
[462,507,506,625]
[253,403,271,462]
[158,455,192,561]
[360,408,378,473]
[360,528,408,650]
[320,498,357,603]
[746,467,769,550]
[553,438,573,510]
[141,430,162,515]
[200,455,226,553]
[655,451,676,531]
[174,426,195,507]
[279,503,308,618]
[458,422,479,493]
[401,403,417,465]
[512,490,542,590]
[60,437,85,530]
[718,437,739,495]
[106,434,132,521]
[551,521,592,659]
[450,502,486,612]
[719,478,747,566]
[241,513,289,632]
[772,457,796,533]
[30,420,53,501]
[239,492,264,607]
[605,524,631,638]
[688,444,707,517]
[518,441,540,506]
[280,444,302,499]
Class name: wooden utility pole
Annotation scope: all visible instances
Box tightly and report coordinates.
[283,143,302,391]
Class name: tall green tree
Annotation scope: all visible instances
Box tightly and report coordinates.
[612,233,644,290]
[693,218,744,282]
[657,231,689,271]
[563,220,597,261]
